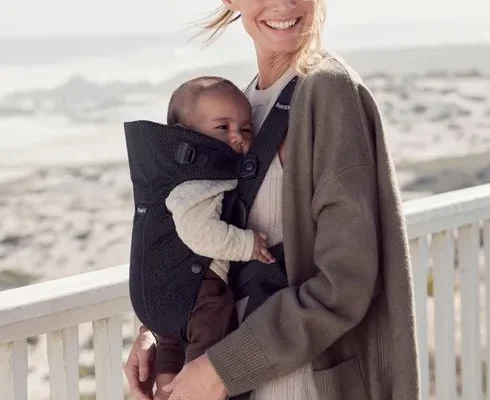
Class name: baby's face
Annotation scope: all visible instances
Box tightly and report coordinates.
[190,89,253,154]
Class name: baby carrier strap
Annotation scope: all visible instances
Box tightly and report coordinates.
[229,76,297,310]
[237,76,298,223]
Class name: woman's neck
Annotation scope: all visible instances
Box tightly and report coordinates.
[255,50,294,90]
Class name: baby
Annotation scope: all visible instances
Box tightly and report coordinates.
[154,76,275,398]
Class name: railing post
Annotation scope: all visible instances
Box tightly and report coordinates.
[410,236,430,400]
[459,223,482,400]
[432,230,457,400]
[0,340,28,400]
[94,316,124,400]
[47,326,80,400]
[484,220,490,400]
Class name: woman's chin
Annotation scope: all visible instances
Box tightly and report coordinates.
[257,22,305,54]
[261,41,303,58]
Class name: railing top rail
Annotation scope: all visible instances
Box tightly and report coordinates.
[404,183,490,238]
[0,265,129,329]
[1,184,490,336]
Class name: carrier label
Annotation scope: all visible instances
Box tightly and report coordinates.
[275,102,290,110]
[136,206,148,215]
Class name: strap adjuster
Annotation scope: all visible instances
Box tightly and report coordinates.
[240,156,257,178]
[175,142,195,164]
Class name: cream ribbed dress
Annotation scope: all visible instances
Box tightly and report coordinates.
[238,69,318,400]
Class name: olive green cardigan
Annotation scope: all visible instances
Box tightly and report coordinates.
[207,53,420,400]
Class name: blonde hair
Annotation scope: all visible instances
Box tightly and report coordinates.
[197,1,326,75]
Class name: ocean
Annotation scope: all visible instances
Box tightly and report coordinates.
[1,19,489,164]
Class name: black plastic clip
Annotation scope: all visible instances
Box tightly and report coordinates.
[240,155,257,178]
[175,142,195,164]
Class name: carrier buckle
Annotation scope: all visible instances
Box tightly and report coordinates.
[233,198,248,229]
[175,142,196,164]
[240,156,257,178]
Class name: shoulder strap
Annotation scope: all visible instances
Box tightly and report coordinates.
[237,77,298,218]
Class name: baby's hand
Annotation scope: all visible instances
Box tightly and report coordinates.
[251,232,276,264]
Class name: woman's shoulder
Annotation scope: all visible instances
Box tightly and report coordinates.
[298,51,367,98]
[294,51,379,119]
[292,51,380,173]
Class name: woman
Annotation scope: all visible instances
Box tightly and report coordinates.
[125,0,420,399]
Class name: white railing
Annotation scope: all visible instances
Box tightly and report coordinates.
[0,266,132,400]
[405,184,490,400]
[1,183,490,400]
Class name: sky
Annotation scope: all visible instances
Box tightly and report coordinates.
[2,0,489,36]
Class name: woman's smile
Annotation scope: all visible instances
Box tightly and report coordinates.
[263,17,301,31]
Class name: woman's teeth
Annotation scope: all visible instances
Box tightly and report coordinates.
[265,19,298,30]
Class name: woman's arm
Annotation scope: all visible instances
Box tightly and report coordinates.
[207,166,379,395]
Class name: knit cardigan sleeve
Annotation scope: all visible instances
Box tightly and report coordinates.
[206,57,382,395]
[166,179,255,262]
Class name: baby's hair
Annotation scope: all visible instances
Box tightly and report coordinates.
[167,76,245,127]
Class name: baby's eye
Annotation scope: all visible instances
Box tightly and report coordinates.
[242,128,252,134]
[216,125,228,130]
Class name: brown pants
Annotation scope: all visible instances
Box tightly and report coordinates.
[154,269,237,374]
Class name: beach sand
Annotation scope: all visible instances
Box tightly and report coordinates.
[1,43,490,399]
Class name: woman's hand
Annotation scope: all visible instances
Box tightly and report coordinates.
[155,373,177,400]
[124,327,157,400]
[162,354,227,400]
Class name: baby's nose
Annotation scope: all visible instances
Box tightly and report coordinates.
[229,130,244,144]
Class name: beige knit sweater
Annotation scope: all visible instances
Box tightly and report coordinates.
[165,179,255,282]
[207,53,420,400]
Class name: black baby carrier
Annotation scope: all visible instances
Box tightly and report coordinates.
[124,77,297,348]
